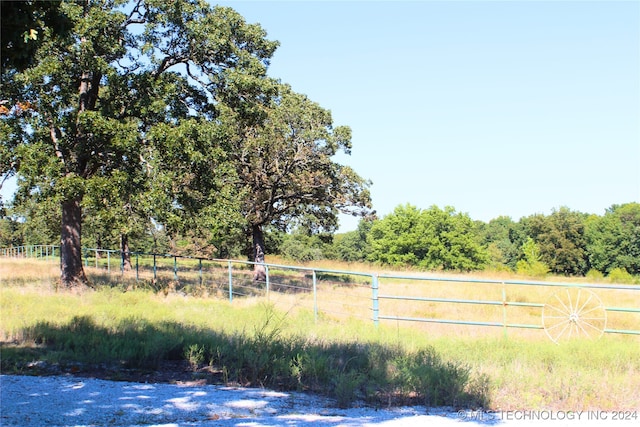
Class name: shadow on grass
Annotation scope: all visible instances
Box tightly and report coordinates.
[1,314,490,409]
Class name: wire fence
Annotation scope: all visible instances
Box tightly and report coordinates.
[3,245,639,342]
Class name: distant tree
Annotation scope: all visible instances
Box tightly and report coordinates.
[4,193,60,248]
[516,236,549,277]
[332,218,374,262]
[368,204,487,271]
[279,229,325,262]
[0,216,22,248]
[546,207,589,275]
[479,216,521,269]
[367,204,426,267]
[519,208,589,276]
[586,203,640,275]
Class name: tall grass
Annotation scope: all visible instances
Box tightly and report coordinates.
[1,258,639,410]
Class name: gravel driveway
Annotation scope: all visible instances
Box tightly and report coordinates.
[1,375,637,426]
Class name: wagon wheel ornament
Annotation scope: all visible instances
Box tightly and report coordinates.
[542,287,606,344]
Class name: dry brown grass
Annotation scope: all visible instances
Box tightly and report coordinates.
[2,257,640,410]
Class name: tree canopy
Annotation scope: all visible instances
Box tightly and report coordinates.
[221,83,371,276]
[586,203,640,275]
[2,0,371,287]
[367,204,488,271]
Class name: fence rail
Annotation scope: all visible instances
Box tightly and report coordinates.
[3,245,639,342]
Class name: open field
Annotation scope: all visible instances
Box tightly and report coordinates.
[1,258,639,410]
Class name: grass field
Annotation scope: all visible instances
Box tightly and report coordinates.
[1,258,639,410]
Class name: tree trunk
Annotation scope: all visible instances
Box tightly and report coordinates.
[121,234,132,272]
[252,224,267,282]
[60,197,88,288]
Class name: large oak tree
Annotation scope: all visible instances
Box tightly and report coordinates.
[1,0,278,287]
[221,84,372,279]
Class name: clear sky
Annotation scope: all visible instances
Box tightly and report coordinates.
[218,0,640,232]
[2,1,638,234]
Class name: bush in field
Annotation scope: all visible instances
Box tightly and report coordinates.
[607,267,635,284]
[585,269,605,282]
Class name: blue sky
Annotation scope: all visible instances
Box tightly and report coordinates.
[2,1,638,234]
[218,0,640,231]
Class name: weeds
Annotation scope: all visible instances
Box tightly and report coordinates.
[0,294,490,408]
[1,259,638,410]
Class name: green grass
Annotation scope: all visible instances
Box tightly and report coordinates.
[1,258,639,410]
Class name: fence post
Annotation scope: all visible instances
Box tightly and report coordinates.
[199,258,203,287]
[173,256,178,281]
[135,253,139,282]
[372,274,379,327]
[265,265,270,300]
[153,254,157,281]
[228,260,233,302]
[502,283,508,339]
[313,270,318,323]
[107,250,111,274]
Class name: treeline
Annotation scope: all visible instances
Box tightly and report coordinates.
[3,201,638,281]
[279,203,640,281]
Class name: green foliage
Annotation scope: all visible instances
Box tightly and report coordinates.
[607,267,635,284]
[1,0,282,286]
[586,203,640,275]
[331,219,373,262]
[0,219,18,247]
[367,204,488,271]
[223,82,372,262]
[279,231,325,262]
[516,237,549,278]
[520,208,589,276]
[0,0,72,71]
[478,216,521,269]
[0,197,59,247]
[2,0,373,279]
[391,347,485,407]
[585,269,605,282]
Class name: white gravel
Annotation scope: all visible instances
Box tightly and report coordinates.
[1,374,638,426]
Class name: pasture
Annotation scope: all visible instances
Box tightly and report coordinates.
[1,257,639,410]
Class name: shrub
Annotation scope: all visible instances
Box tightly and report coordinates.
[585,269,605,281]
[608,267,634,284]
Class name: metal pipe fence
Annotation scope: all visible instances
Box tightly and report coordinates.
[3,244,639,342]
[376,273,640,343]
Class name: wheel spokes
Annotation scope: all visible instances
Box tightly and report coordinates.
[542,287,606,344]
